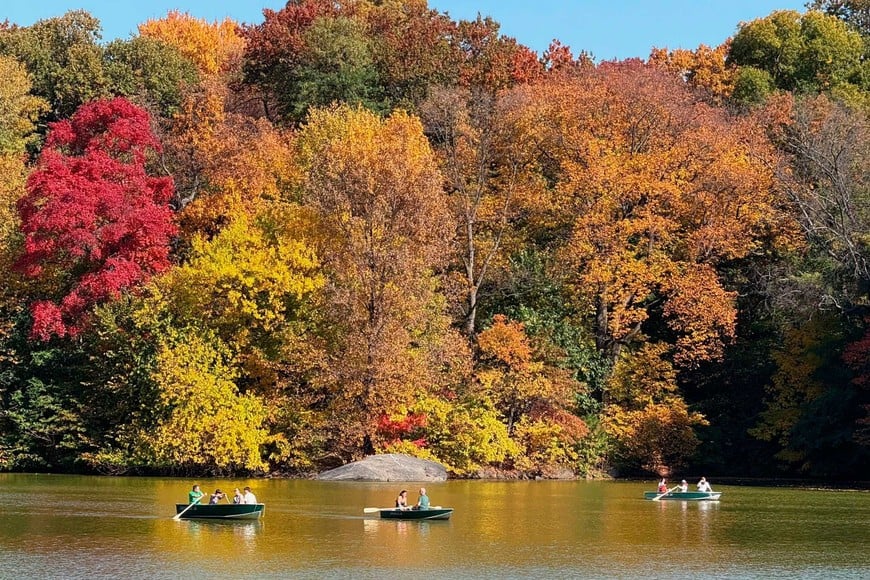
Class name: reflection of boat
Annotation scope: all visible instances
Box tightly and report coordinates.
[174,503,265,519]
[378,508,453,520]
[644,491,722,501]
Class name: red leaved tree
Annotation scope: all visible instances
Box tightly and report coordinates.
[17,97,176,340]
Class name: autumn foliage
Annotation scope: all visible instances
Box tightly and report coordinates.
[1,4,867,480]
[16,97,176,340]
[138,10,245,77]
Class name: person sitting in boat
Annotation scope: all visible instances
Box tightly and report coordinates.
[415,487,430,510]
[188,484,205,504]
[697,477,712,492]
[209,489,225,504]
[395,490,409,510]
[657,479,668,493]
[679,480,689,493]
[232,488,243,504]
[242,486,257,504]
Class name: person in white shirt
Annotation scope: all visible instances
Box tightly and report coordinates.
[697,477,712,492]
[679,480,689,492]
[242,486,258,504]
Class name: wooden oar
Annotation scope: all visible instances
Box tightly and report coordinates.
[652,485,679,501]
[174,497,203,520]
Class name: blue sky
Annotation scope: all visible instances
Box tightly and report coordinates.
[3,1,808,61]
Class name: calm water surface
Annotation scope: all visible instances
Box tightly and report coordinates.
[0,474,867,579]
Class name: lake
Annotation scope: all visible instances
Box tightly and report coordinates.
[1,474,868,578]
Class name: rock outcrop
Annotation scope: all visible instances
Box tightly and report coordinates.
[316,453,448,481]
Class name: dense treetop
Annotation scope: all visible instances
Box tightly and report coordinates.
[0,1,867,480]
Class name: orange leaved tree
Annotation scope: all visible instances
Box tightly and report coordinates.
[295,105,454,458]
[505,61,790,374]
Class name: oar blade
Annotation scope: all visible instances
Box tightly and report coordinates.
[363,507,385,513]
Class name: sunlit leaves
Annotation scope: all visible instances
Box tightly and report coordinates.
[506,62,787,368]
[151,208,323,349]
[605,400,705,474]
[477,315,533,371]
[648,43,735,100]
[810,0,870,36]
[138,10,245,78]
[476,315,583,467]
[169,101,297,236]
[291,16,382,120]
[0,55,48,154]
[296,104,453,456]
[0,10,107,119]
[364,0,458,107]
[729,10,865,96]
[141,331,268,473]
[16,98,176,340]
[385,394,519,475]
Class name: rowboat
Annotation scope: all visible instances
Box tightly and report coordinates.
[378,507,453,520]
[644,491,722,501]
[174,503,265,519]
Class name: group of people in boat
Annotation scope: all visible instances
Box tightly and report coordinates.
[657,477,713,493]
[395,487,430,510]
[188,484,258,505]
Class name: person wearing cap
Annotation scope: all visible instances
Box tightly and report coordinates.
[395,489,409,510]
[209,488,226,504]
[678,480,688,492]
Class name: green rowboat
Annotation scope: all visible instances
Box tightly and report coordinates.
[379,507,453,520]
[174,503,265,519]
[644,491,722,501]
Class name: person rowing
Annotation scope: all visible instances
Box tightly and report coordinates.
[188,484,205,504]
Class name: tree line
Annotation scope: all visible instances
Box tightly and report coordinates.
[0,0,867,480]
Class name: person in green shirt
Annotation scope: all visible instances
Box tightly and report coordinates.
[188,484,205,504]
[416,487,430,510]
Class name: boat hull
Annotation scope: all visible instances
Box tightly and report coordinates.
[644,491,722,501]
[379,508,453,520]
[175,503,265,519]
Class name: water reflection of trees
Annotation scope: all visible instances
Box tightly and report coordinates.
[176,520,263,556]
[653,500,719,545]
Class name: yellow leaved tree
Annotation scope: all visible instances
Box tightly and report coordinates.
[140,331,268,473]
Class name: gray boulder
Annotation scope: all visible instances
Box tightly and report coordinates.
[316,453,447,481]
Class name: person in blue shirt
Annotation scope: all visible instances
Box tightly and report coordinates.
[416,487,430,510]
